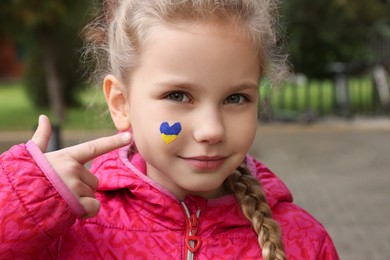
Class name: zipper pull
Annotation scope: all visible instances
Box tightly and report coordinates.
[185,211,202,253]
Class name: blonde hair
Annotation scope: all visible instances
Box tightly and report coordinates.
[85,0,288,86]
[85,0,287,258]
[225,163,285,259]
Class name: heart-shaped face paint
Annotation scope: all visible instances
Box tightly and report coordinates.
[160,122,182,144]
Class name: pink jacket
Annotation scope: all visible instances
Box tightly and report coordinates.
[0,141,339,259]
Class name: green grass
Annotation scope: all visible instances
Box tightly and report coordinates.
[0,82,114,131]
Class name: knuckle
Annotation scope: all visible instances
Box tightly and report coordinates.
[87,143,99,158]
[80,197,100,218]
[68,163,80,174]
[75,181,85,192]
[68,180,84,194]
[92,176,99,190]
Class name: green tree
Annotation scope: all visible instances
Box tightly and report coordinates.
[282,0,389,77]
[0,1,93,124]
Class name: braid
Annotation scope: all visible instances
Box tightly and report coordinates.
[225,163,286,260]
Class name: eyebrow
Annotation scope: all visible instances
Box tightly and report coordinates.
[156,81,198,90]
[155,81,259,91]
[231,82,259,91]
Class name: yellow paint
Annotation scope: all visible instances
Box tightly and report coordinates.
[161,134,177,144]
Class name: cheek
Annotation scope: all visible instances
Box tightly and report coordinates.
[132,117,185,154]
[227,114,257,149]
[159,121,183,144]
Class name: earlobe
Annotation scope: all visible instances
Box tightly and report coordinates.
[103,75,131,131]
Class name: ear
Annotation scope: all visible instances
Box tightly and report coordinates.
[103,75,131,131]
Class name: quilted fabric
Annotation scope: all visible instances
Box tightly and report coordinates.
[0,143,339,259]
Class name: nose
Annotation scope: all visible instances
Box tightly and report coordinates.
[192,108,225,145]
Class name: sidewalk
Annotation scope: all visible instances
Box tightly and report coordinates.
[251,118,390,260]
[1,118,390,259]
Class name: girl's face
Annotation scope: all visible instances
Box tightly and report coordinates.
[121,22,260,199]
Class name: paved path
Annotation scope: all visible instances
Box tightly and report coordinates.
[250,118,390,260]
[1,118,390,259]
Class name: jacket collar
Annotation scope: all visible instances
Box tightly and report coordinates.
[90,144,292,210]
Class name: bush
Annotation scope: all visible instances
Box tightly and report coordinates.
[281,0,389,77]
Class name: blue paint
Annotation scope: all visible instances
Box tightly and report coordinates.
[160,122,182,135]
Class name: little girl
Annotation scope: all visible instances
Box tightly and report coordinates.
[0,0,339,259]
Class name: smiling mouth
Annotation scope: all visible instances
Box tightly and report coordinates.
[180,156,227,171]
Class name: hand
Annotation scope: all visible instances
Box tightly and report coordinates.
[31,115,132,219]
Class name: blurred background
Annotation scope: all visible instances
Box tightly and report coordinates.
[0,1,390,259]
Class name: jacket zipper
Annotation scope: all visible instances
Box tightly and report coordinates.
[181,202,201,260]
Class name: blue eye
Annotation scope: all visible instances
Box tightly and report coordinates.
[167,92,190,102]
[225,94,247,104]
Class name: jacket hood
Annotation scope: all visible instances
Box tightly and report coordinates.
[90,144,293,209]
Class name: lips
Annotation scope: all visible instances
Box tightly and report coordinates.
[180,155,227,171]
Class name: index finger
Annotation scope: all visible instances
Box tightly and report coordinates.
[63,132,132,164]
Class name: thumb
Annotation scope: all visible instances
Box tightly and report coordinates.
[31,115,52,152]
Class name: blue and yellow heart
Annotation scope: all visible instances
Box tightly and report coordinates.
[160,122,182,144]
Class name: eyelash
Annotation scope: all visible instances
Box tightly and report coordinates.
[224,94,250,104]
[164,91,250,104]
[166,91,191,103]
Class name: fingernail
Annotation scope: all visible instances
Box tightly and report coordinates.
[121,132,131,143]
[39,114,47,125]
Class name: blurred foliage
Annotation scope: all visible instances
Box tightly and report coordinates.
[1,0,389,100]
[22,34,84,108]
[0,1,95,108]
[281,0,390,77]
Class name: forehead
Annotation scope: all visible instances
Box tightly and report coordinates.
[135,22,260,83]
[143,20,256,54]
[126,22,261,95]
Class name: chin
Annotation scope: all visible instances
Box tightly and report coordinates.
[182,180,225,198]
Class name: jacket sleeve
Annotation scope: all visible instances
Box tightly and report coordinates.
[317,232,340,260]
[0,142,84,258]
